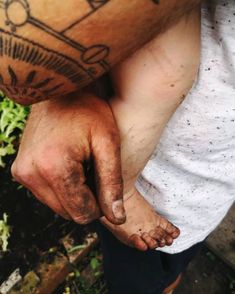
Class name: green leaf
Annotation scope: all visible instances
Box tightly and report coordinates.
[0,213,11,252]
[90,257,100,270]
[0,93,30,167]
[67,244,86,253]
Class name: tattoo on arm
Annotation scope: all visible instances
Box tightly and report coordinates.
[0,0,200,104]
[0,0,111,103]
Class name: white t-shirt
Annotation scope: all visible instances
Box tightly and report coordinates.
[136,0,235,254]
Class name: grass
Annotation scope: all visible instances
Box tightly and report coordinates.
[0,92,29,167]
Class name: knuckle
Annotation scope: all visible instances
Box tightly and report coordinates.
[107,180,123,188]
[95,128,120,148]
[11,161,18,179]
[36,147,65,180]
[11,159,33,184]
[73,215,93,225]
[109,130,120,143]
[37,158,58,180]
[37,157,54,178]
[100,181,123,194]
[53,207,71,220]
[105,131,120,147]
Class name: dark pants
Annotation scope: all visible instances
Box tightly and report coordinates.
[96,223,203,294]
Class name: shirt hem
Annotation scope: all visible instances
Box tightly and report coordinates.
[156,234,207,254]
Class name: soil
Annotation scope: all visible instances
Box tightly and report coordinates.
[175,246,235,294]
[0,156,85,285]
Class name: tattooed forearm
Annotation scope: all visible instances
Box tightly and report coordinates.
[0,0,202,105]
[0,0,110,104]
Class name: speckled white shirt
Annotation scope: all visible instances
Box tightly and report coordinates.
[136,0,235,254]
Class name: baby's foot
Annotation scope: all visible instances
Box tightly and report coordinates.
[101,189,180,251]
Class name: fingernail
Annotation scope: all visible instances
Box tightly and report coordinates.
[112,199,126,222]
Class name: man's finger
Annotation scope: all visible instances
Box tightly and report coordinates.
[50,163,101,225]
[92,130,126,225]
[30,187,72,220]
[12,167,71,220]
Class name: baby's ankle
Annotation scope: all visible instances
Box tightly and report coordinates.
[123,188,138,202]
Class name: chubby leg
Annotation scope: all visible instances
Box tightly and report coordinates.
[100,7,200,250]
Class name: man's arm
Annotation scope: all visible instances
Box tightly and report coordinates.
[0,0,201,105]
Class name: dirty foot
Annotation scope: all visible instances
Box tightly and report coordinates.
[100,189,180,251]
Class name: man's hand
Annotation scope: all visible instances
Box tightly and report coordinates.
[11,91,126,225]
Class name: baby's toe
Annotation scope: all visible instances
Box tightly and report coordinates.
[129,234,148,251]
[149,227,165,240]
[165,222,175,234]
[172,227,180,239]
[149,228,167,247]
[158,238,166,247]
[141,232,158,249]
[165,235,173,246]
[166,222,180,238]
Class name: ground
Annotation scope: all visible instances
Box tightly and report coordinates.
[175,246,235,294]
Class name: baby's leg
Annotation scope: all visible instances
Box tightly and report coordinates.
[101,7,200,250]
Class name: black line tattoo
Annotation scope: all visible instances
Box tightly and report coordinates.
[0,73,4,84]
[0,29,89,80]
[0,0,111,103]
[0,29,91,103]
[8,65,17,86]
[28,17,85,52]
[2,0,110,69]
[25,70,36,85]
[61,0,109,33]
